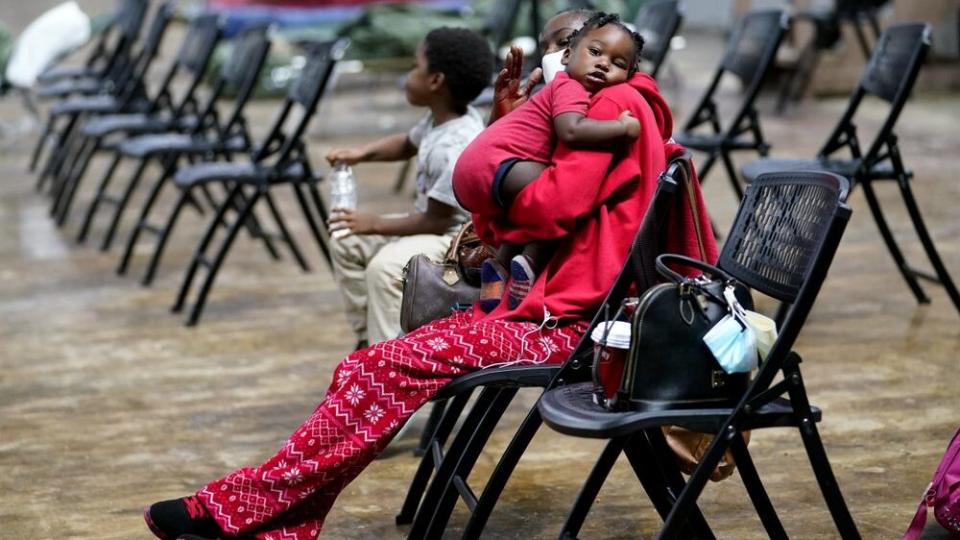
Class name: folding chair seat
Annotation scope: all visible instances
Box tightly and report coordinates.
[33,2,177,199]
[742,23,960,316]
[36,77,103,99]
[540,171,860,539]
[169,38,349,326]
[51,11,223,236]
[397,155,696,539]
[633,0,683,79]
[671,9,788,199]
[29,0,152,174]
[113,26,276,287]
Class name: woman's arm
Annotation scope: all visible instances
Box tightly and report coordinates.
[328,199,458,237]
[554,110,640,147]
[326,133,417,165]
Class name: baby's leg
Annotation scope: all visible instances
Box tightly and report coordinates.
[496,160,548,208]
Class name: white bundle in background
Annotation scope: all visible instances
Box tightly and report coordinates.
[6,1,91,88]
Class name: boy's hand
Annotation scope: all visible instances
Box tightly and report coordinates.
[492,46,542,122]
[618,110,641,139]
[329,209,379,237]
[326,148,365,166]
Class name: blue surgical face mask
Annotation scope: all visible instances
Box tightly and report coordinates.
[541,49,565,83]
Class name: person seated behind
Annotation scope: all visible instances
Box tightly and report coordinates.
[453,12,645,312]
[324,27,492,349]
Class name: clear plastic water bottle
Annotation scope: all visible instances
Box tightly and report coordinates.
[329,162,357,238]
[329,162,357,213]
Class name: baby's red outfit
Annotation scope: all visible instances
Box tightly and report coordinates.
[452,71,589,216]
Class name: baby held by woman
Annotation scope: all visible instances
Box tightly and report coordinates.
[453,12,646,311]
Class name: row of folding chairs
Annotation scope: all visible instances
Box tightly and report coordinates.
[30,0,347,326]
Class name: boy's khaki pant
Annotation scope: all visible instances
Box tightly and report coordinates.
[330,231,453,344]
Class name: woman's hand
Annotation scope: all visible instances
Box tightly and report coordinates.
[326,148,365,166]
[618,110,641,139]
[329,209,380,237]
[490,46,543,123]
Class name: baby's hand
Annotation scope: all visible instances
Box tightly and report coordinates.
[618,110,641,139]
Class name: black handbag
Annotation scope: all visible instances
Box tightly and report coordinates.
[593,253,753,412]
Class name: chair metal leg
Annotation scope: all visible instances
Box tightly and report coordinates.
[76,152,126,244]
[54,138,101,226]
[184,187,263,326]
[408,387,502,538]
[396,393,471,525]
[173,185,242,314]
[720,150,744,199]
[657,426,733,540]
[728,431,788,538]
[262,190,309,271]
[230,185,281,261]
[416,400,448,458]
[100,155,175,252]
[697,152,719,183]
[462,404,545,539]
[423,388,518,539]
[641,429,716,540]
[787,368,861,539]
[29,115,53,175]
[47,132,86,214]
[859,181,930,304]
[393,157,414,193]
[896,176,960,315]
[139,190,192,286]
[40,115,79,192]
[559,438,625,539]
[117,158,179,279]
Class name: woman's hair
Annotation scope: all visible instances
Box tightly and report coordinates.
[568,12,645,75]
[423,27,494,112]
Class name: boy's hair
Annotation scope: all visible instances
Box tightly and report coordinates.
[568,12,645,75]
[423,27,494,112]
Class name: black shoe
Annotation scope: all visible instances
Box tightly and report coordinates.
[144,497,222,539]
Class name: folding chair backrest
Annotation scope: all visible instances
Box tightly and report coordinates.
[116,0,149,43]
[634,0,682,78]
[202,24,271,142]
[720,9,789,88]
[115,2,174,91]
[718,171,850,357]
[176,13,223,76]
[254,38,348,165]
[817,23,930,166]
[484,0,524,52]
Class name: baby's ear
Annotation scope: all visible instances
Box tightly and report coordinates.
[561,47,571,66]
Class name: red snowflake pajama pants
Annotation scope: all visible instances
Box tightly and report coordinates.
[197,311,587,539]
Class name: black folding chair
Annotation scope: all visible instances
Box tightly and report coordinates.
[113,25,273,286]
[170,38,349,326]
[672,9,789,199]
[28,0,150,175]
[33,0,149,99]
[539,171,860,539]
[742,23,960,317]
[634,0,683,79]
[397,154,697,539]
[49,8,220,229]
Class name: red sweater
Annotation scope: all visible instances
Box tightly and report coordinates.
[473,73,718,324]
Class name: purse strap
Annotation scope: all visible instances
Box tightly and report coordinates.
[682,168,708,262]
[443,222,474,264]
[656,253,733,284]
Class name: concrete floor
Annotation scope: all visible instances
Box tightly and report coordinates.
[2,18,960,540]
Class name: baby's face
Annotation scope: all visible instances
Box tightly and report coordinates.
[563,25,635,93]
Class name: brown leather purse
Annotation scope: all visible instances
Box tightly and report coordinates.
[399,223,492,333]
